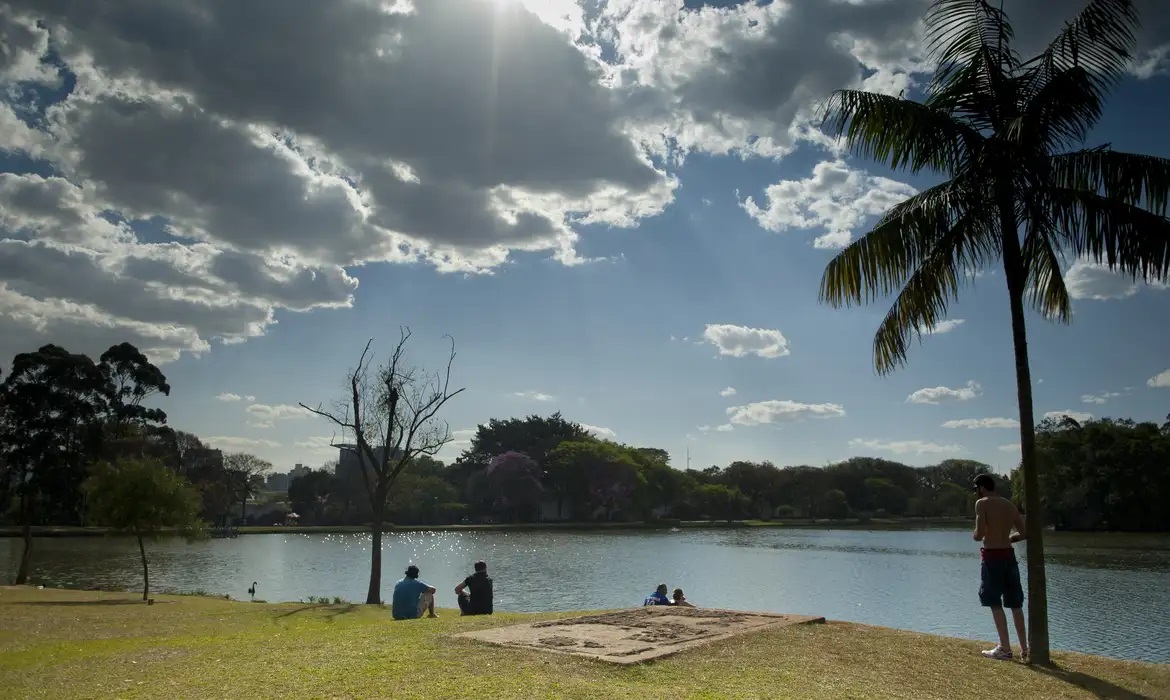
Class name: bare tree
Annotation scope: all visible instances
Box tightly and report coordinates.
[300,328,463,604]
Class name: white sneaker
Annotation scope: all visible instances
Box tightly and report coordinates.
[981,646,1013,660]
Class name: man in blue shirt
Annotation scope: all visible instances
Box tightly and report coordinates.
[392,565,437,620]
[644,583,671,606]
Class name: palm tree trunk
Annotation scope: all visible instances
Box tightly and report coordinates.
[135,526,150,602]
[365,518,383,605]
[1000,201,1051,665]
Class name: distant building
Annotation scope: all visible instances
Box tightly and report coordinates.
[266,472,291,491]
[289,463,311,481]
[335,444,398,482]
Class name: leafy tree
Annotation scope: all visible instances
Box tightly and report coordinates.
[718,461,784,518]
[301,328,463,604]
[546,440,641,520]
[816,0,1170,664]
[483,451,544,522]
[818,489,852,521]
[691,483,750,521]
[387,473,460,524]
[288,469,336,524]
[98,343,170,438]
[0,345,107,583]
[461,412,591,467]
[223,452,273,523]
[84,458,205,601]
[866,477,909,516]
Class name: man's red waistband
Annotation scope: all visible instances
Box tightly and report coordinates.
[981,547,1015,561]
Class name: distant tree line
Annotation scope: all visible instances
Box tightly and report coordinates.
[1013,415,1170,532]
[289,412,1013,527]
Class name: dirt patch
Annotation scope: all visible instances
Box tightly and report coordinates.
[454,607,825,664]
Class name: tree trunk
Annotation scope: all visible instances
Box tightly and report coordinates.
[136,527,150,602]
[366,518,383,605]
[15,521,32,585]
[14,490,33,585]
[1000,200,1051,665]
[240,497,247,525]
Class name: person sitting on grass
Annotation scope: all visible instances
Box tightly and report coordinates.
[672,588,694,607]
[455,560,493,616]
[644,583,671,606]
[391,565,437,621]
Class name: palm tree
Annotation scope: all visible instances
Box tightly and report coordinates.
[818,0,1170,665]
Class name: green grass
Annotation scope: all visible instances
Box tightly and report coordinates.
[1,587,1165,700]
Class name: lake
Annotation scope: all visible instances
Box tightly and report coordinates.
[3,527,1169,663]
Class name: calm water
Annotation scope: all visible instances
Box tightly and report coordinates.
[3,528,1169,663]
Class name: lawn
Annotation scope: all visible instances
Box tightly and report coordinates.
[1,587,1166,700]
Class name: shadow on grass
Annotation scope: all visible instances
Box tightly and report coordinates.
[12,599,148,606]
[273,603,360,622]
[1027,664,1152,700]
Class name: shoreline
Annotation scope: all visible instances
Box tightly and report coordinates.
[0,517,974,538]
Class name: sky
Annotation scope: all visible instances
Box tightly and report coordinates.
[1,0,1169,476]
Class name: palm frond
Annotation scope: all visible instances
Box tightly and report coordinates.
[820,179,975,308]
[820,90,982,174]
[926,0,1018,85]
[925,0,1021,131]
[870,207,996,374]
[1011,66,1103,153]
[1020,0,1138,99]
[1044,185,1170,283]
[1049,148,1170,215]
[1020,199,1073,323]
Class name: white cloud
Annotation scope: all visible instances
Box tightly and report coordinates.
[719,387,737,398]
[698,423,735,433]
[435,428,477,463]
[216,393,256,403]
[703,324,790,359]
[204,436,281,451]
[906,381,982,405]
[1043,410,1094,423]
[4,0,1168,362]
[246,403,311,429]
[513,391,556,402]
[1148,370,1170,389]
[0,178,358,363]
[293,436,339,454]
[741,160,916,249]
[925,319,965,335]
[941,417,1020,429]
[581,424,616,439]
[998,443,1021,453]
[849,438,964,456]
[1065,259,1170,301]
[1081,391,1124,404]
[726,400,845,427]
[0,0,678,359]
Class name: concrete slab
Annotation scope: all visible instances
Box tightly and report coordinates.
[453,606,825,665]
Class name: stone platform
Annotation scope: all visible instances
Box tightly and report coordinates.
[453,606,825,665]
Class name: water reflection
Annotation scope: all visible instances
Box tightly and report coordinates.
[2,528,1167,662]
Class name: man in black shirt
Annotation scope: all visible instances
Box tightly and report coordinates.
[455,560,493,616]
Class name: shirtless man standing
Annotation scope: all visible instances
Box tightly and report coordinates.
[972,473,1028,661]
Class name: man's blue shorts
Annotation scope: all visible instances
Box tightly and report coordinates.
[979,549,1024,609]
